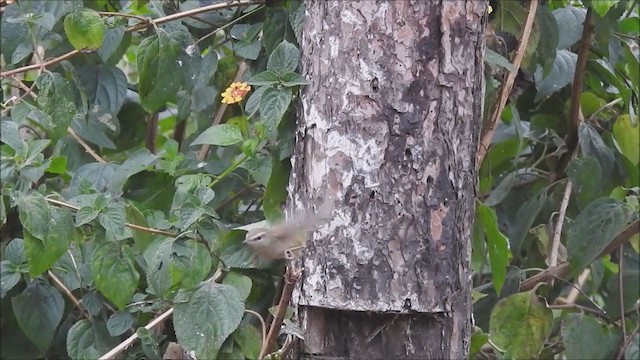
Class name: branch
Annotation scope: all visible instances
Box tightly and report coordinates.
[476,0,539,169]
[549,180,572,275]
[67,127,106,163]
[258,267,301,360]
[0,1,263,78]
[551,7,594,181]
[44,197,176,237]
[48,270,91,320]
[520,220,640,291]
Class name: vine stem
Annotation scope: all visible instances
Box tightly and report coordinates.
[0,0,263,78]
[44,197,176,237]
[476,0,539,168]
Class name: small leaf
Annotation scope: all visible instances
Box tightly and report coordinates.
[246,70,280,86]
[67,319,100,359]
[91,242,139,309]
[0,120,24,152]
[613,114,639,165]
[567,197,628,274]
[137,33,181,112]
[24,207,74,276]
[190,124,243,147]
[17,192,50,241]
[280,72,309,87]
[263,156,290,223]
[99,201,129,241]
[1,261,21,297]
[561,313,620,359]
[233,324,261,359]
[579,123,615,181]
[222,271,253,301]
[509,190,547,255]
[6,238,26,265]
[260,87,292,131]
[267,40,300,75]
[489,290,553,359]
[591,0,619,17]
[12,280,64,355]
[476,203,511,295]
[107,311,135,336]
[484,172,517,206]
[75,206,100,226]
[245,85,270,117]
[173,282,245,359]
[64,8,105,50]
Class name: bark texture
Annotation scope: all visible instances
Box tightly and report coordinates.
[288,1,487,358]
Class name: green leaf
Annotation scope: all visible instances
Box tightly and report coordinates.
[245,85,270,117]
[267,40,300,75]
[76,65,128,115]
[98,26,128,63]
[1,120,24,152]
[579,123,615,180]
[561,313,620,359]
[190,124,243,147]
[591,0,619,17]
[485,49,516,72]
[469,328,490,359]
[567,197,628,274]
[484,172,516,206]
[173,282,245,360]
[35,72,77,134]
[107,311,135,337]
[146,238,175,297]
[476,203,511,295]
[260,87,292,131]
[64,8,105,51]
[24,207,74,276]
[567,157,602,206]
[613,114,639,165]
[169,239,213,290]
[125,202,153,251]
[99,200,129,241]
[108,148,159,192]
[280,72,309,87]
[241,156,272,186]
[534,49,577,101]
[137,33,181,112]
[75,206,100,226]
[246,70,280,86]
[17,192,50,241]
[91,242,139,309]
[12,280,64,355]
[509,190,547,255]
[233,323,262,359]
[263,156,290,223]
[553,6,586,49]
[66,319,101,360]
[222,271,253,301]
[489,290,553,359]
[1,260,20,297]
[263,8,287,55]
[46,156,67,174]
[6,238,26,265]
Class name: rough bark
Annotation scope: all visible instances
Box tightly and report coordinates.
[287,1,487,358]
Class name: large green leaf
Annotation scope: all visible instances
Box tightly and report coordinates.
[613,114,639,165]
[567,197,628,274]
[64,8,105,50]
[24,207,74,276]
[173,282,245,360]
[567,157,602,207]
[561,313,620,359]
[190,124,243,147]
[553,6,586,49]
[35,72,77,134]
[12,280,64,355]
[137,33,181,112]
[0,120,24,153]
[509,190,547,255]
[489,290,553,359]
[66,319,101,359]
[91,242,139,309]
[267,40,300,75]
[579,123,616,181]
[476,203,511,295]
[260,87,292,132]
[76,65,128,115]
[534,49,577,101]
[17,192,50,241]
[591,0,619,17]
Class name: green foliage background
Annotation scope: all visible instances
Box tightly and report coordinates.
[0,0,638,359]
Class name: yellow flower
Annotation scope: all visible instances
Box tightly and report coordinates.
[221,82,251,104]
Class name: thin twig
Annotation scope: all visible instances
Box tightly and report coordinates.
[245,309,268,351]
[259,267,300,360]
[0,1,262,78]
[520,220,640,291]
[67,127,106,163]
[549,179,572,282]
[564,268,591,304]
[48,270,91,320]
[548,304,609,322]
[197,61,248,161]
[44,197,176,237]
[617,323,640,360]
[97,11,150,23]
[619,246,627,338]
[476,0,539,168]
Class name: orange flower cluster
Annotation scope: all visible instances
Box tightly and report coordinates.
[221,82,251,104]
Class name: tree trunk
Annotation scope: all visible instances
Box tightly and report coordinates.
[288,1,487,358]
